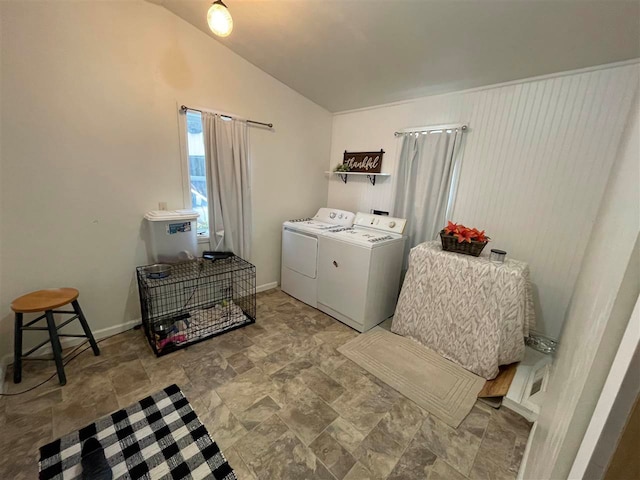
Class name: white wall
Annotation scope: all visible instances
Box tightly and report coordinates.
[328,62,639,339]
[522,92,639,479]
[0,1,331,360]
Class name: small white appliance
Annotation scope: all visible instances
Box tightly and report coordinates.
[317,212,407,332]
[281,208,355,307]
[144,209,199,263]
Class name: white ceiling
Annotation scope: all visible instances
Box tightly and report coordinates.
[150,0,640,112]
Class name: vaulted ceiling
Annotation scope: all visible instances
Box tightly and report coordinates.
[150,0,640,112]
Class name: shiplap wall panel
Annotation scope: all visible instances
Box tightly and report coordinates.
[328,63,638,339]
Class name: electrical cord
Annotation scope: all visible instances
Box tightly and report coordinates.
[4,261,227,396]
[0,327,139,397]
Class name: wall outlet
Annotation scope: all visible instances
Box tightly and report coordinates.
[159,202,168,211]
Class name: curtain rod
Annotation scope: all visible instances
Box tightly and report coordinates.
[395,124,467,136]
[180,105,273,129]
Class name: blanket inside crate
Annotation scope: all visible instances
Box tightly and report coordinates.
[155,300,247,352]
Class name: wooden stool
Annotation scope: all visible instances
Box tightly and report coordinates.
[11,288,100,386]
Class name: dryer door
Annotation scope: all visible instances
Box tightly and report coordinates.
[282,228,318,278]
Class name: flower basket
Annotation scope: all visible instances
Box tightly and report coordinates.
[439,221,490,257]
[440,231,488,257]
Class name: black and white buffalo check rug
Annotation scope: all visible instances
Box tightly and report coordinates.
[38,384,236,480]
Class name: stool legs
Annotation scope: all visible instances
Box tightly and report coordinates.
[13,313,23,384]
[72,300,100,356]
[46,310,67,386]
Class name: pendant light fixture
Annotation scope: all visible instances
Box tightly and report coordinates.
[207,0,233,37]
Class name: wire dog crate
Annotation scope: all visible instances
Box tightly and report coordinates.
[136,256,256,356]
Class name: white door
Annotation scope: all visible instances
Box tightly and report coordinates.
[282,228,318,278]
[318,237,370,323]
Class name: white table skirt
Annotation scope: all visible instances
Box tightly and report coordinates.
[391,241,535,379]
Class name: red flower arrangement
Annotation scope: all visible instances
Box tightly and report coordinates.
[443,221,490,244]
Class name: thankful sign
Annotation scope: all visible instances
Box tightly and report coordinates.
[343,150,384,173]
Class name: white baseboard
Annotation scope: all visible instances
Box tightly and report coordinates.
[0,283,280,394]
[256,281,278,293]
[0,282,279,370]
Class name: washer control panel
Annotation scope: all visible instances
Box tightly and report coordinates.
[314,208,355,227]
[353,212,406,234]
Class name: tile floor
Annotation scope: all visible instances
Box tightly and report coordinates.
[0,289,531,479]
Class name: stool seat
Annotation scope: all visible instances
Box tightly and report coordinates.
[11,287,99,386]
[11,288,79,313]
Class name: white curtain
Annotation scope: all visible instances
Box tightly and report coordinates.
[202,113,252,258]
[393,130,463,260]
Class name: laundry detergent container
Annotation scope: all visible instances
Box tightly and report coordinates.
[144,209,199,263]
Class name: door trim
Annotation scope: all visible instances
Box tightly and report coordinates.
[568,293,640,478]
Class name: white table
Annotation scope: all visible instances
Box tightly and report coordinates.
[391,241,535,379]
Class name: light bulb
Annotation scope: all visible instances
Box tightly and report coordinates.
[207,1,233,37]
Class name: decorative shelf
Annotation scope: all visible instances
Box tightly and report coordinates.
[325,171,391,186]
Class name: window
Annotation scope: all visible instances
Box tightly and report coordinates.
[185,111,209,237]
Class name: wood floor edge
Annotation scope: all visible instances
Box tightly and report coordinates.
[478,362,519,398]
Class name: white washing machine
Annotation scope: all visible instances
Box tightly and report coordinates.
[281,208,355,307]
[317,212,407,332]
